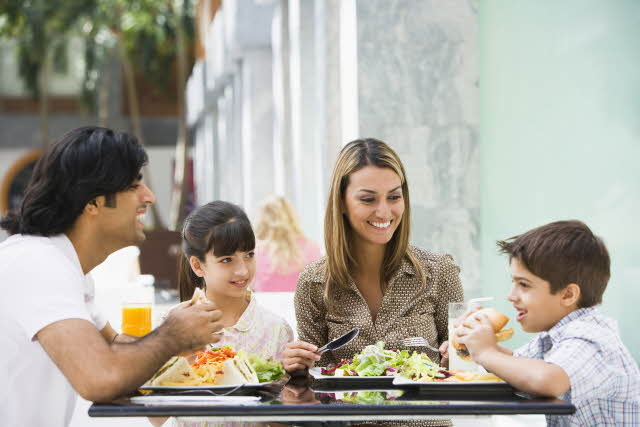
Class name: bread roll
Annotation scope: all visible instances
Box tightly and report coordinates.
[451,308,513,362]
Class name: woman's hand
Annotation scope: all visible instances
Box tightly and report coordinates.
[439,340,449,368]
[282,340,321,375]
[282,383,320,405]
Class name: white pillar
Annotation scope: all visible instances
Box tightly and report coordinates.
[355,0,480,291]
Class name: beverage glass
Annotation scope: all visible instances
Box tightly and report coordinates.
[448,301,481,372]
[122,302,152,337]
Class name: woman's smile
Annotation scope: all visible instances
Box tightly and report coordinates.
[367,219,392,230]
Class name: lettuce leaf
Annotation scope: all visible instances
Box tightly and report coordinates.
[246,353,285,382]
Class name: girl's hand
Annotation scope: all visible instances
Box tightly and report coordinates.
[282,340,321,375]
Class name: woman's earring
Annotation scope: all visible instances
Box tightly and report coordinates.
[245,289,252,302]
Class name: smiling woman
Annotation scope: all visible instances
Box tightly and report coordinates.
[283,138,464,378]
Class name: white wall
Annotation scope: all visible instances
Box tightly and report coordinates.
[480,0,640,362]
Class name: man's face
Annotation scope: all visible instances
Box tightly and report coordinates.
[97,178,156,248]
[506,258,571,333]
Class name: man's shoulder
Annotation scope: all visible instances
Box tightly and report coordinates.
[0,234,62,261]
[0,234,79,286]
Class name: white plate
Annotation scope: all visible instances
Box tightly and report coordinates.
[309,367,394,382]
[130,395,260,406]
[139,381,273,392]
[392,375,514,391]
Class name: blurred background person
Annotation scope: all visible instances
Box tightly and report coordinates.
[253,195,321,293]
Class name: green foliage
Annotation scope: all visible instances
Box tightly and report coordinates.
[0,0,195,108]
[0,0,97,98]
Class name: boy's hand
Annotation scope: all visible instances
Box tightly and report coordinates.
[455,312,498,363]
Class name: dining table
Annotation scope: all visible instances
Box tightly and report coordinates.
[89,375,575,426]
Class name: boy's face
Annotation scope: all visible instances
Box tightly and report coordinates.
[507,258,573,333]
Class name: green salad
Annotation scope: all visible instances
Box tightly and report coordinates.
[320,341,449,382]
[245,352,286,382]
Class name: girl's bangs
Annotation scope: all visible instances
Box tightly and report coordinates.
[208,218,255,256]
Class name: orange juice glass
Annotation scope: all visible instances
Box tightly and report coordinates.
[121,303,152,337]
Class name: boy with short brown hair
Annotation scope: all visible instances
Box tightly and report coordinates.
[456,220,639,426]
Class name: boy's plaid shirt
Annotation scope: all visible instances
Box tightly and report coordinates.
[514,307,640,426]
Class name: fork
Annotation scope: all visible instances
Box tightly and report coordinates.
[156,385,244,396]
[401,337,440,353]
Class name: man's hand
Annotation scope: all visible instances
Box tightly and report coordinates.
[159,302,224,355]
[282,340,321,375]
[37,302,224,403]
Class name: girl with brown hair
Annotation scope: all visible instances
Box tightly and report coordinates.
[177,200,293,360]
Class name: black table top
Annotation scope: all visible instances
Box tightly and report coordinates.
[89,376,575,423]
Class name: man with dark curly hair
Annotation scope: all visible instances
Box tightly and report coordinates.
[0,126,225,427]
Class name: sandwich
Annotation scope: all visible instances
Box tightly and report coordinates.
[451,307,514,362]
[214,352,259,385]
[190,287,209,305]
[148,356,200,386]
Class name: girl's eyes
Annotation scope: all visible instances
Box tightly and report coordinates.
[220,252,255,263]
[517,281,529,288]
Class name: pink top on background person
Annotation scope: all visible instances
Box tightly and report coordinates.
[252,195,322,292]
[254,236,321,292]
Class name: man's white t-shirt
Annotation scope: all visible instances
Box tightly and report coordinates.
[0,234,107,427]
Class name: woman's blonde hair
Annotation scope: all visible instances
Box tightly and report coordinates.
[324,138,425,307]
[255,195,305,273]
